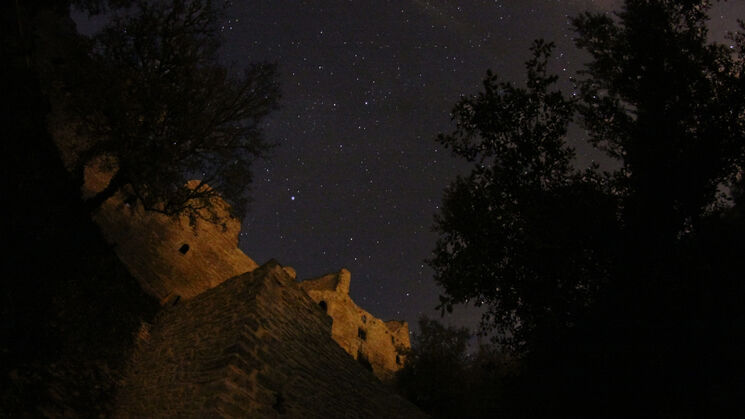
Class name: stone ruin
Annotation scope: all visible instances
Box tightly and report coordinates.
[115,261,424,417]
[90,182,411,382]
[92,183,259,301]
[49,84,420,417]
[69,148,412,378]
[70,170,419,415]
[299,269,411,381]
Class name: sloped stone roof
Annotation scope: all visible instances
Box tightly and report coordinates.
[114,261,426,418]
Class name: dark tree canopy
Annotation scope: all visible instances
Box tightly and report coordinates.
[431,2,745,416]
[395,317,471,418]
[64,0,279,224]
[396,317,517,418]
[431,40,620,350]
[574,0,745,243]
[432,0,745,354]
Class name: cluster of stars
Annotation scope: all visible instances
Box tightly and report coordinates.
[225,0,742,331]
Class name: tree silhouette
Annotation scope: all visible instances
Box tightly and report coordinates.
[432,1,745,415]
[395,317,471,418]
[431,40,620,351]
[396,317,517,418]
[60,0,279,223]
[574,0,744,249]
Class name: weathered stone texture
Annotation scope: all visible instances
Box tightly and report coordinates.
[114,262,425,418]
[50,108,421,416]
[55,154,259,301]
[299,269,411,381]
[90,181,257,300]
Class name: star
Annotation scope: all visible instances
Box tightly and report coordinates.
[222,0,744,334]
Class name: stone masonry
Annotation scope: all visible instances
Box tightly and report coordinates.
[50,91,421,416]
[82,162,413,381]
[300,269,411,381]
[114,261,426,418]
[67,154,260,301]
[91,185,258,301]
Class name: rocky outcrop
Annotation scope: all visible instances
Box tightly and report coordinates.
[299,269,411,381]
[114,261,425,418]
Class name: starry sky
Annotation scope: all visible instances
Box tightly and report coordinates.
[214,0,743,332]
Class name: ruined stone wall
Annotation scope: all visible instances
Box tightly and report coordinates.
[91,187,258,301]
[114,262,425,418]
[299,269,411,381]
[61,155,414,383]
[49,141,259,301]
[48,101,419,413]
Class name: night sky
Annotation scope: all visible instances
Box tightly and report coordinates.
[210,0,743,331]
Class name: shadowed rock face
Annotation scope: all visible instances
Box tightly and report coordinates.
[299,269,411,381]
[114,262,425,418]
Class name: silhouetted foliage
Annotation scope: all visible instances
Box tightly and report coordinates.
[573,0,744,246]
[396,317,516,418]
[431,40,620,351]
[60,0,279,224]
[396,317,471,417]
[432,1,745,416]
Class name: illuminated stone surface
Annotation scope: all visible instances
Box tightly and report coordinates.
[114,261,424,418]
[92,187,259,301]
[300,269,411,381]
